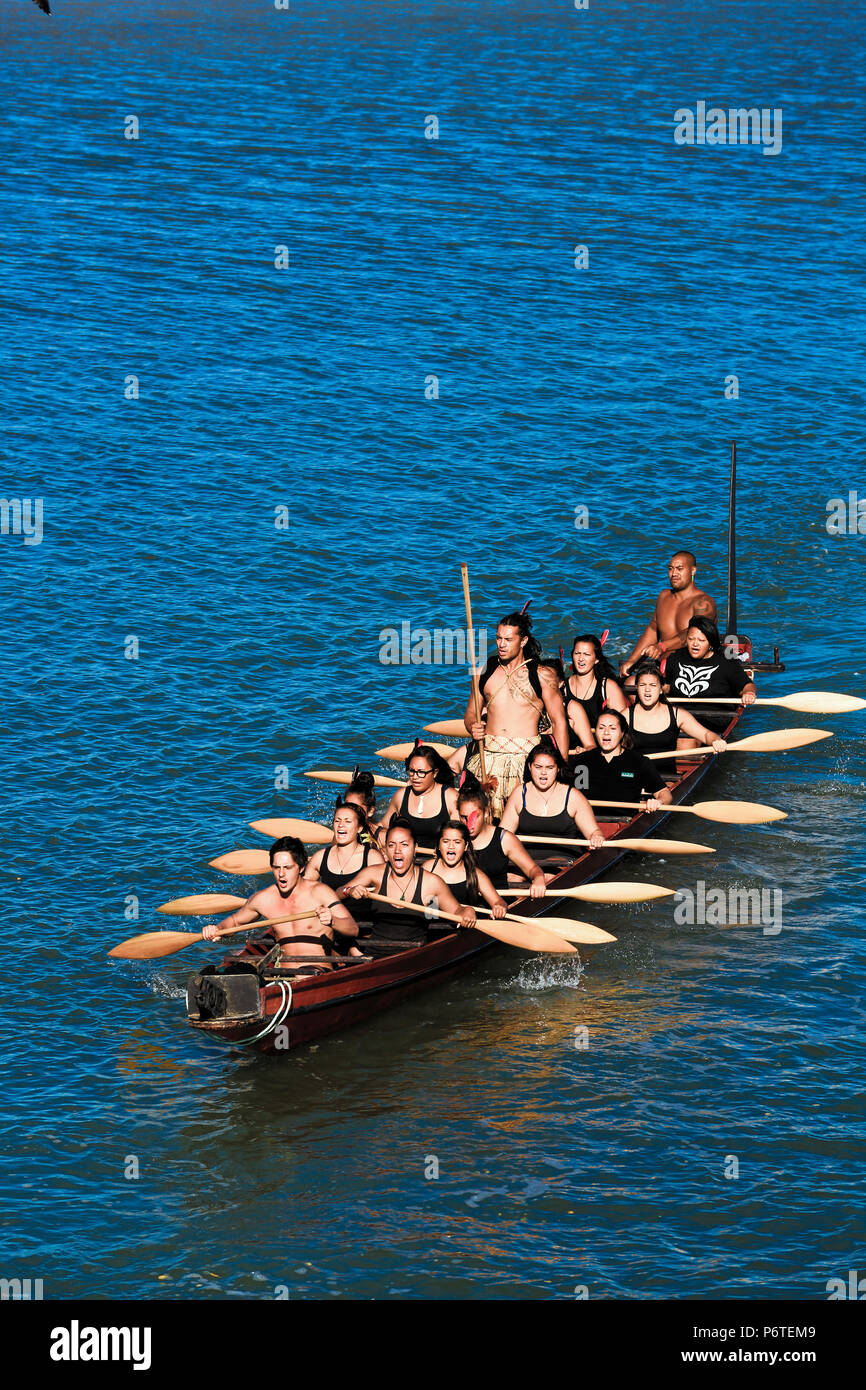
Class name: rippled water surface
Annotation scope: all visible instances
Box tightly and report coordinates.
[0,0,864,1300]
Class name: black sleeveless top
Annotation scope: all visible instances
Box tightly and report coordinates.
[430,860,478,906]
[318,841,372,892]
[398,786,450,849]
[516,785,577,859]
[371,864,429,944]
[473,827,511,888]
[563,674,609,730]
[628,702,679,754]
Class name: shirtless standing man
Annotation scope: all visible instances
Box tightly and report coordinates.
[620,551,717,677]
[463,610,569,820]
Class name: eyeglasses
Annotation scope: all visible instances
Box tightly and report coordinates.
[407,767,432,777]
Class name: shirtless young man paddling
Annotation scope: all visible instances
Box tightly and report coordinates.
[463,610,569,820]
[620,551,717,677]
[202,835,359,969]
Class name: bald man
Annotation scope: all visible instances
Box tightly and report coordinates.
[620,551,717,677]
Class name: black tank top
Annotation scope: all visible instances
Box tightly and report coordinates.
[473,827,510,888]
[516,785,577,856]
[318,842,371,892]
[430,860,478,906]
[629,702,679,754]
[564,674,608,730]
[372,864,429,944]
[398,786,450,849]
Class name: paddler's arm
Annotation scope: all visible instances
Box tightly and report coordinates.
[423,872,476,929]
[499,829,547,899]
[676,708,726,752]
[314,886,359,939]
[202,895,264,942]
[477,868,508,919]
[540,668,570,758]
[567,789,606,850]
[464,684,485,739]
[566,699,594,751]
[304,847,326,882]
[340,866,383,900]
[622,607,660,675]
[498,787,521,833]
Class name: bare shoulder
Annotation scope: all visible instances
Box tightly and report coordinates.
[692,590,717,618]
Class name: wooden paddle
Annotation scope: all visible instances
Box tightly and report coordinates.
[108,909,321,961]
[425,719,471,737]
[470,902,616,945]
[498,882,675,903]
[668,691,865,715]
[363,890,580,953]
[518,834,714,855]
[377,741,456,760]
[646,727,834,761]
[589,798,786,824]
[306,770,405,788]
[461,563,488,781]
[158,893,247,916]
[250,817,333,842]
[210,849,272,874]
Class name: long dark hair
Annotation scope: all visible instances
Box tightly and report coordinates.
[404,741,455,787]
[571,633,618,682]
[524,735,569,784]
[434,820,480,902]
[499,610,541,664]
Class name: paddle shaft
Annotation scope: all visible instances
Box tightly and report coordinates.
[362,890,577,951]
[461,562,487,780]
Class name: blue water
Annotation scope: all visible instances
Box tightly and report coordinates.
[0,0,864,1300]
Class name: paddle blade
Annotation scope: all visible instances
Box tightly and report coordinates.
[775,692,866,714]
[209,849,272,875]
[250,818,332,843]
[305,770,405,788]
[733,727,834,753]
[505,914,616,945]
[475,918,578,954]
[158,894,246,916]
[109,930,204,960]
[501,882,675,904]
[687,800,787,825]
[613,837,715,855]
[424,720,468,737]
[377,742,455,760]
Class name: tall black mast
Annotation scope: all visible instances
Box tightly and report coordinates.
[726,440,737,637]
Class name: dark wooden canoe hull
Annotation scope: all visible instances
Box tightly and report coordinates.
[187,706,745,1054]
[187,926,497,1054]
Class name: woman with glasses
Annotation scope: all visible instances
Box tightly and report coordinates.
[381,743,459,850]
